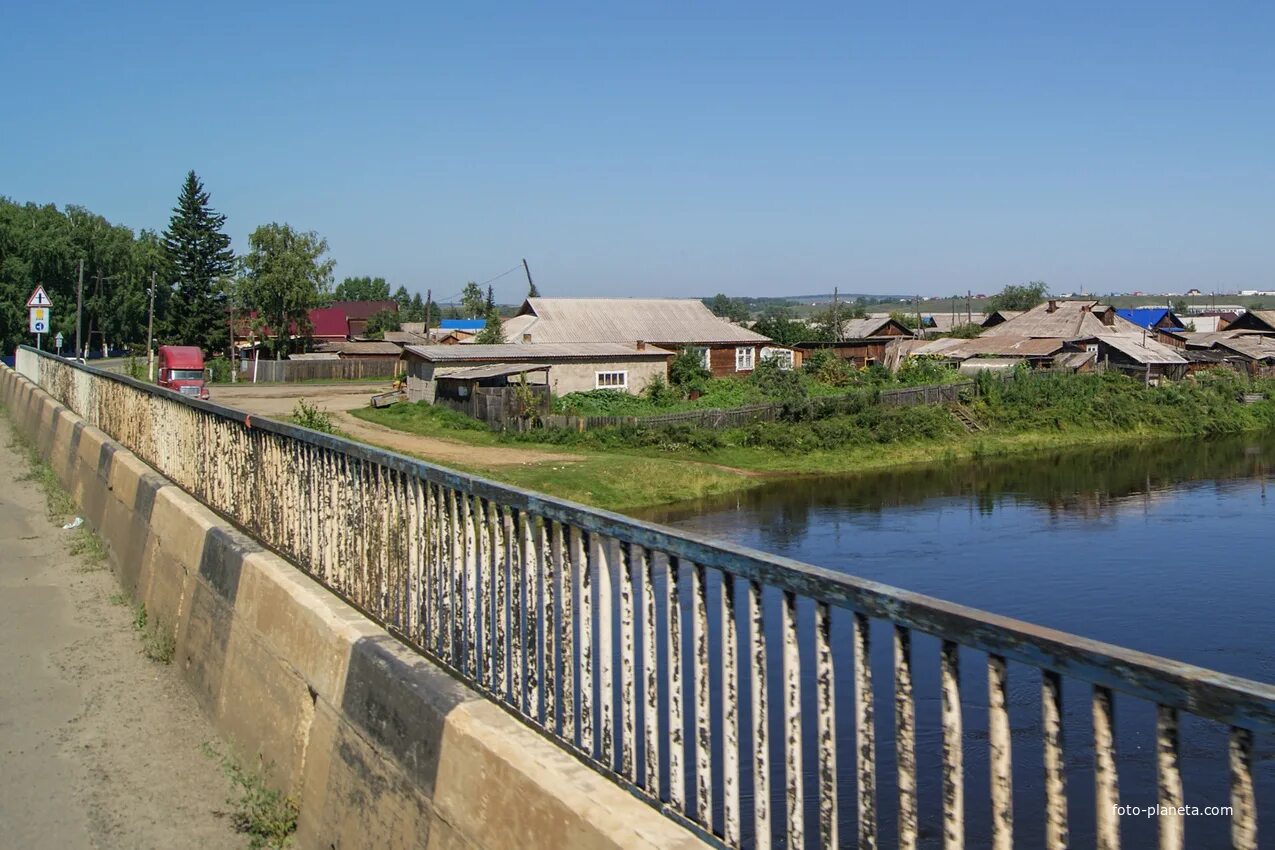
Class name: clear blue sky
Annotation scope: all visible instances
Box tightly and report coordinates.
[2,2,1271,301]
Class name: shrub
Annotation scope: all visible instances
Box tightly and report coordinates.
[293,398,336,433]
[669,349,710,393]
[207,357,232,383]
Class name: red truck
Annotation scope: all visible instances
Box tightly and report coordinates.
[156,345,210,399]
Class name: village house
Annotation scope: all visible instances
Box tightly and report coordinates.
[1115,308,1186,331]
[793,317,916,368]
[1223,310,1275,334]
[500,298,776,376]
[400,342,674,402]
[982,300,1143,338]
[1072,333,1188,383]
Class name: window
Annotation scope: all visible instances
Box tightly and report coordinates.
[760,347,794,370]
[596,371,628,389]
[735,346,755,371]
[690,347,709,369]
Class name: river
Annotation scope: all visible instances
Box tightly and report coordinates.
[641,433,1275,847]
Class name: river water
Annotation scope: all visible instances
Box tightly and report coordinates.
[641,433,1275,847]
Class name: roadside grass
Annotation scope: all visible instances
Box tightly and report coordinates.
[130,603,176,664]
[201,742,299,850]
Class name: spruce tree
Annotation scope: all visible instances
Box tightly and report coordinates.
[163,171,234,352]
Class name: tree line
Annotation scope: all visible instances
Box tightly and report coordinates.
[0,171,510,358]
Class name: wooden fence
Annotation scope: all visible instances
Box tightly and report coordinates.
[438,385,551,427]
[242,357,403,383]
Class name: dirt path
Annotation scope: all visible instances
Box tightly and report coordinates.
[212,382,583,468]
[0,417,245,849]
[332,412,584,467]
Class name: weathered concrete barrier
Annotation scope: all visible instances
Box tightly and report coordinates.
[0,363,705,850]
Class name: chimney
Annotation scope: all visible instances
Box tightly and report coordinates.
[1047,300,1058,313]
[522,333,532,343]
[636,340,646,351]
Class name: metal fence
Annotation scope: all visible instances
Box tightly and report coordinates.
[14,347,1272,850]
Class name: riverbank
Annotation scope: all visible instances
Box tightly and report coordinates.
[343,370,1275,512]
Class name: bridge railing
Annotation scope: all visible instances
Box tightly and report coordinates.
[15,346,1273,849]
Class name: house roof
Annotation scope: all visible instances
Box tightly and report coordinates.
[437,363,551,380]
[503,298,770,345]
[982,300,1142,338]
[1224,310,1275,333]
[912,335,1066,359]
[923,313,985,333]
[287,352,340,361]
[838,317,916,339]
[980,310,1023,327]
[381,331,432,345]
[333,300,398,320]
[308,306,353,338]
[315,340,404,356]
[1215,335,1275,362]
[403,342,673,363]
[440,319,487,330]
[1088,333,1188,365]
[1116,308,1185,330]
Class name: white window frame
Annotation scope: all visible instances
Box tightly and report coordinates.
[735,346,755,372]
[595,370,628,390]
[690,347,710,369]
[760,346,794,370]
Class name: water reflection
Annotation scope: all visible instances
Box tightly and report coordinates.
[644,433,1275,548]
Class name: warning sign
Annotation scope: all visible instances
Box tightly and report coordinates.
[26,285,53,308]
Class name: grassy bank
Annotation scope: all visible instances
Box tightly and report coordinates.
[350,370,1275,512]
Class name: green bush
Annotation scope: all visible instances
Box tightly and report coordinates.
[668,349,710,393]
[207,357,232,383]
[292,398,336,433]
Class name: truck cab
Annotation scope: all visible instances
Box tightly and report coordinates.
[156,345,209,399]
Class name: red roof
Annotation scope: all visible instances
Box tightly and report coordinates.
[332,300,397,320]
[235,300,399,341]
[308,306,350,339]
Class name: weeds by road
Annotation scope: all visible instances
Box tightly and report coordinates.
[202,742,299,849]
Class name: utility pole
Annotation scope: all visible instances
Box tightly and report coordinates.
[75,259,84,360]
[147,271,157,380]
[967,289,972,325]
[424,288,433,342]
[228,277,237,383]
[521,258,538,298]
[831,286,840,341]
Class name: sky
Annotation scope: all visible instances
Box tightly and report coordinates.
[2,1,1272,301]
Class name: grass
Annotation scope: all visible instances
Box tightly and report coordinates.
[202,742,299,849]
[347,370,1275,511]
[130,603,176,664]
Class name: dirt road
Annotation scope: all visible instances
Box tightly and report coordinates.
[0,416,245,849]
[212,382,583,468]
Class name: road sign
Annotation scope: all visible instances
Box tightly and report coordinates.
[26,285,53,308]
[55,332,64,349]
[29,307,50,334]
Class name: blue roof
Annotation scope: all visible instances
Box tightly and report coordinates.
[1116,308,1183,330]
[439,319,486,330]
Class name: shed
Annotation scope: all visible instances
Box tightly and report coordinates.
[1222,310,1275,334]
[401,342,673,401]
[1075,333,1188,382]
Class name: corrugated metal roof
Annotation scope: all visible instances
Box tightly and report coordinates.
[913,335,1066,359]
[1093,334,1188,365]
[1116,308,1184,330]
[403,342,673,362]
[505,298,770,345]
[1215,335,1275,361]
[437,363,551,380]
[315,340,404,356]
[838,317,917,338]
[983,301,1142,338]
